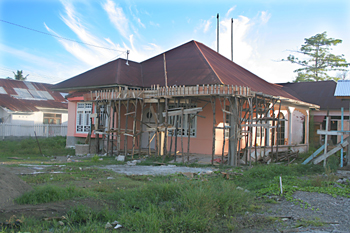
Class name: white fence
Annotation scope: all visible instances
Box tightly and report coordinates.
[0,123,67,138]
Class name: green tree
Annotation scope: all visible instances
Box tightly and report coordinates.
[13,70,29,81]
[283,32,349,82]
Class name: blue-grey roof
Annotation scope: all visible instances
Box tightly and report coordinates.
[334,80,350,97]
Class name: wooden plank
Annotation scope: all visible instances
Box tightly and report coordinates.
[162,107,202,117]
[317,130,344,136]
[313,139,349,164]
[302,144,325,164]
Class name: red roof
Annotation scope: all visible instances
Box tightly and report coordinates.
[52,40,298,99]
[0,79,67,112]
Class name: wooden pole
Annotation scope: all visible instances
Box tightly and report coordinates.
[211,96,216,165]
[181,107,184,163]
[163,98,168,161]
[254,97,258,164]
[276,100,282,159]
[187,99,191,162]
[157,98,161,156]
[174,99,180,162]
[111,103,116,156]
[124,99,130,156]
[249,98,253,166]
[117,99,121,155]
[131,99,138,159]
[270,100,276,162]
[324,116,329,167]
[222,97,226,164]
[139,100,144,157]
[96,104,100,154]
[148,105,151,156]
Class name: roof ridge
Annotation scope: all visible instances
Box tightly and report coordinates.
[193,41,223,84]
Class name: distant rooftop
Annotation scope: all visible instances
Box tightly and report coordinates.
[280,81,349,110]
[334,80,350,97]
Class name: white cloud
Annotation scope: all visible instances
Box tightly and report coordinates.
[150,21,160,27]
[260,11,271,25]
[225,6,236,18]
[195,16,214,34]
[0,43,86,84]
[102,0,130,39]
[209,9,297,83]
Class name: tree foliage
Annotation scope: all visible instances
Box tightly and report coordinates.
[12,70,29,81]
[284,32,349,82]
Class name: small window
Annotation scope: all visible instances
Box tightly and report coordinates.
[43,113,61,124]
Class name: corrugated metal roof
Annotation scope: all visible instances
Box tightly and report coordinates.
[334,80,350,97]
[280,81,348,110]
[52,40,299,99]
[0,79,67,112]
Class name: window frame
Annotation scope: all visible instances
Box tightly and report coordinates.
[168,103,197,138]
[76,102,92,134]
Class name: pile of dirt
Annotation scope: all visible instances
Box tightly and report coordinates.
[0,166,32,208]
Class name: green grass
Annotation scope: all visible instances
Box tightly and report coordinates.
[15,185,91,205]
[0,136,74,161]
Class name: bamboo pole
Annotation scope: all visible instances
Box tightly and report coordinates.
[131,99,138,159]
[139,100,144,157]
[163,98,168,161]
[222,97,226,164]
[187,98,191,162]
[111,103,116,156]
[276,100,282,159]
[148,105,151,156]
[124,99,130,156]
[181,107,184,163]
[211,96,216,165]
[117,99,121,155]
[174,99,180,162]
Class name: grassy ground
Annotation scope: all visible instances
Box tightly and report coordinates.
[0,136,75,161]
[1,137,349,232]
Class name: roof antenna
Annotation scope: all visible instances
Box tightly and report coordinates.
[126,50,130,66]
[217,13,219,53]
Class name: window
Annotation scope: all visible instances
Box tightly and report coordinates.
[168,103,197,137]
[43,113,61,124]
[76,102,92,133]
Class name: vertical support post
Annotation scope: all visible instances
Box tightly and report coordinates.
[254,97,258,165]
[222,98,226,164]
[323,116,329,167]
[131,99,138,159]
[341,107,344,167]
[174,99,180,162]
[117,99,121,155]
[111,103,116,156]
[187,99,191,162]
[249,98,253,166]
[148,105,151,156]
[211,96,216,165]
[124,99,130,157]
[181,107,184,163]
[229,97,238,166]
[139,100,144,157]
[163,98,168,159]
[276,100,281,159]
[96,104,100,154]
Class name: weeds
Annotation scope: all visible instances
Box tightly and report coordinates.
[15,185,91,204]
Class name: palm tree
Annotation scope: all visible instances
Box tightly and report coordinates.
[13,70,29,81]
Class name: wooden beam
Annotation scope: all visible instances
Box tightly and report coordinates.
[313,139,349,164]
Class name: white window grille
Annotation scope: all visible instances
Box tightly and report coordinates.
[76,102,92,133]
[168,104,197,137]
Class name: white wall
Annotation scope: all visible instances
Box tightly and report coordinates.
[292,110,305,145]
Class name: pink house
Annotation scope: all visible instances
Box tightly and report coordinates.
[53,40,318,165]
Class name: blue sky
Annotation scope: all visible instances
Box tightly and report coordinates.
[0,0,349,84]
